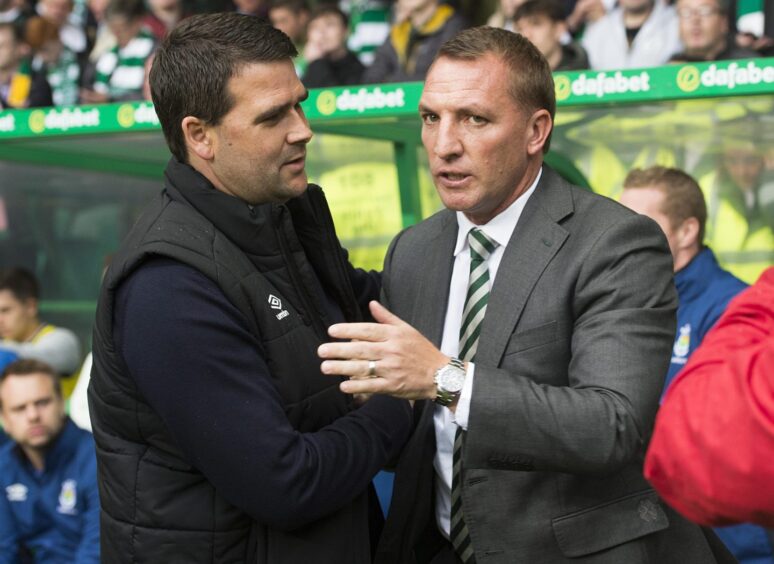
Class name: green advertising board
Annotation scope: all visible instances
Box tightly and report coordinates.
[3,58,773,141]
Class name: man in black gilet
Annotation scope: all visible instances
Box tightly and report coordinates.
[88,13,412,564]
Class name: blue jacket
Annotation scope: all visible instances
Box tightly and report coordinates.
[0,418,99,564]
[669,249,773,564]
[666,247,747,391]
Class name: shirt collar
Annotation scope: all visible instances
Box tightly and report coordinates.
[454,167,542,256]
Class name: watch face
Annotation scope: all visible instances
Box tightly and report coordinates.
[438,365,465,393]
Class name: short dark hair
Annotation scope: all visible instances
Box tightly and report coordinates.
[105,0,146,21]
[435,26,556,153]
[150,13,297,163]
[0,268,39,302]
[0,359,62,405]
[623,166,707,244]
[514,0,567,23]
[309,4,348,27]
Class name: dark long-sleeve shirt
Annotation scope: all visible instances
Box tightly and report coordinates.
[114,258,411,530]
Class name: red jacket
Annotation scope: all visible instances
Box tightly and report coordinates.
[644,267,774,528]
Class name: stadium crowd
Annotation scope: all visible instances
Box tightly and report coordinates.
[1,0,774,108]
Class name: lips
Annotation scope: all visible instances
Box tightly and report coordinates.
[284,153,306,166]
[435,168,472,188]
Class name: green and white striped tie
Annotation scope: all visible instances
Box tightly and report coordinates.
[451,227,498,564]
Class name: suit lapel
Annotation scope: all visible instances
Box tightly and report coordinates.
[476,167,574,367]
[410,211,458,348]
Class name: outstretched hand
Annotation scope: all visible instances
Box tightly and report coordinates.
[318,301,448,400]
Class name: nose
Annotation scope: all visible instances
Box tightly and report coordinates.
[432,120,463,161]
[288,105,313,145]
[25,404,41,421]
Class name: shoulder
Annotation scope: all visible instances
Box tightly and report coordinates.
[540,168,642,235]
[0,441,16,475]
[38,324,78,344]
[704,266,748,308]
[391,209,454,249]
[118,257,230,313]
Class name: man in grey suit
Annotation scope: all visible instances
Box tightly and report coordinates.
[318,27,736,564]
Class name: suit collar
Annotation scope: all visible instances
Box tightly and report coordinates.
[475,166,574,365]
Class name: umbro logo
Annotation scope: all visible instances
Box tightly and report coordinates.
[6,483,27,502]
[268,294,289,320]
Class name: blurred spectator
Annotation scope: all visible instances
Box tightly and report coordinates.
[0,0,33,39]
[0,359,100,563]
[671,0,758,61]
[621,166,748,393]
[342,0,392,65]
[25,16,80,106]
[362,0,467,83]
[269,0,310,76]
[141,48,152,99]
[623,169,774,564]
[232,0,268,18]
[142,0,187,40]
[566,0,609,34]
[486,0,524,31]
[36,0,89,61]
[582,0,682,69]
[0,21,53,107]
[514,0,589,70]
[80,0,155,103]
[0,268,81,381]
[699,142,774,284]
[269,0,309,45]
[645,267,774,529]
[85,0,115,66]
[303,4,364,87]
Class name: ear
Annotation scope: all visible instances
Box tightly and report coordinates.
[676,216,701,251]
[24,297,38,320]
[555,21,568,42]
[181,116,215,162]
[525,108,553,156]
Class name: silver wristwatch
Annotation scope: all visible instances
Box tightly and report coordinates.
[433,358,466,406]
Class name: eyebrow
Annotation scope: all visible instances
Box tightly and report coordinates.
[417,103,489,116]
[253,89,309,124]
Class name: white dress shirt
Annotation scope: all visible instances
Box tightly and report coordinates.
[433,168,542,537]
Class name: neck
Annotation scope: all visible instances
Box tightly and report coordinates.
[22,445,46,471]
[687,38,727,60]
[328,45,348,61]
[411,2,438,28]
[545,44,563,70]
[674,247,699,272]
[20,320,44,342]
[623,3,653,28]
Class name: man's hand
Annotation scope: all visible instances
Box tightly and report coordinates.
[318,301,448,400]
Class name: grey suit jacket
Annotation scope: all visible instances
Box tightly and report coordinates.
[375,167,736,563]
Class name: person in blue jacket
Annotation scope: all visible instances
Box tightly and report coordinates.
[0,358,99,564]
[621,165,773,564]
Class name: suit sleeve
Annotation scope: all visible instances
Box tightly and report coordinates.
[465,213,677,476]
[644,268,774,528]
[115,258,412,531]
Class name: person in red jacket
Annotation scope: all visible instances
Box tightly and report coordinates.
[645,267,774,529]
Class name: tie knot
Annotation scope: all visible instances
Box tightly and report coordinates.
[468,228,498,262]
